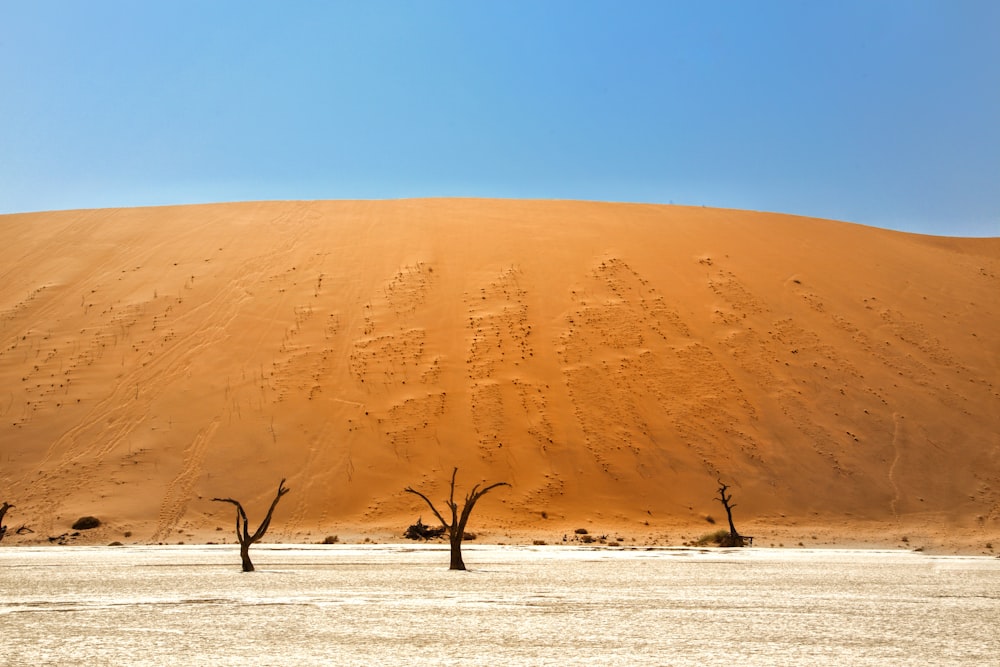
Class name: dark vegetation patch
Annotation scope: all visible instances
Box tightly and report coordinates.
[72,516,101,530]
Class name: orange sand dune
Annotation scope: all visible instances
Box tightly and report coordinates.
[1,199,998,552]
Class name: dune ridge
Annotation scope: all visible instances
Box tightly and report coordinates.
[1,199,998,552]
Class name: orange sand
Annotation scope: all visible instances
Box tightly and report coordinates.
[1,199,998,553]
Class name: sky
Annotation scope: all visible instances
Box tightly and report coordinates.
[1,1,998,237]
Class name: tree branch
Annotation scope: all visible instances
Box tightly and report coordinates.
[249,478,290,543]
[212,497,251,543]
[446,467,459,525]
[404,486,451,529]
[458,481,511,532]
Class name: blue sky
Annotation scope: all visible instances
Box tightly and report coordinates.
[1,1,998,236]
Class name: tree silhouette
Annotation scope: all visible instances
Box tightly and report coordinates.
[715,480,745,547]
[0,502,12,543]
[405,467,509,570]
[213,479,290,572]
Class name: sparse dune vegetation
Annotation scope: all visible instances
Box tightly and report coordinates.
[0,199,998,552]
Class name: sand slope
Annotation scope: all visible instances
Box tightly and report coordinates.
[1,199,998,549]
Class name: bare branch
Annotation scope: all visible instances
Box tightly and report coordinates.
[249,479,290,543]
[212,497,250,543]
[459,481,511,532]
[476,481,511,498]
[445,467,459,521]
[405,487,451,529]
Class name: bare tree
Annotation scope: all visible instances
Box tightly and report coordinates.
[0,502,12,543]
[405,467,509,570]
[715,480,745,547]
[213,479,290,572]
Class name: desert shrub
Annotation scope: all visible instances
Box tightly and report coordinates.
[694,530,748,547]
[574,528,589,535]
[72,516,101,530]
[404,518,445,540]
[322,535,339,544]
[533,540,547,545]
[693,529,732,546]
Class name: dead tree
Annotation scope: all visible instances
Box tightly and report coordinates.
[213,479,290,572]
[715,480,745,547]
[0,502,12,543]
[405,467,509,570]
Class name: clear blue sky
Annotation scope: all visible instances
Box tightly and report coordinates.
[2,1,998,236]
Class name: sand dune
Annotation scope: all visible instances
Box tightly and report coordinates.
[1,199,998,552]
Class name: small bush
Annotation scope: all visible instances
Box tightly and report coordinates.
[322,535,339,544]
[72,516,101,530]
[693,529,732,546]
[404,518,445,540]
[574,528,589,535]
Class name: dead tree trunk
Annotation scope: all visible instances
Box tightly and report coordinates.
[405,467,509,570]
[715,481,744,547]
[213,479,290,572]
[0,502,12,544]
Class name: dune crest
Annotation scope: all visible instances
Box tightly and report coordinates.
[1,199,998,551]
